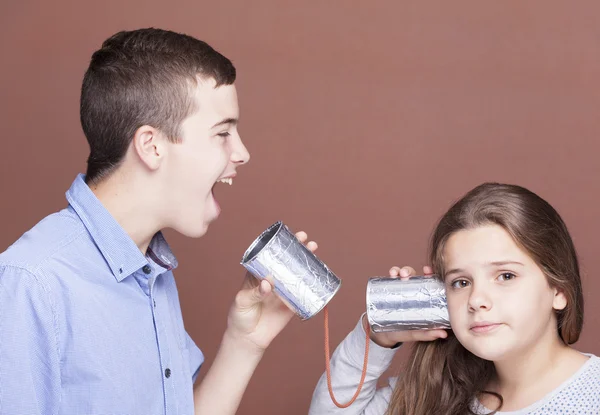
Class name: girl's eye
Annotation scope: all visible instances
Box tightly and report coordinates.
[497,272,516,282]
[451,279,471,289]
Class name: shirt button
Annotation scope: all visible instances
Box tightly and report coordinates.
[142,265,152,274]
[165,368,171,378]
[153,299,156,308]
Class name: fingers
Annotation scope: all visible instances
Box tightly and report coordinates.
[295,231,308,243]
[369,325,449,346]
[389,266,436,279]
[389,266,401,277]
[306,241,318,253]
[295,231,318,253]
[413,329,448,341]
[399,329,448,343]
[389,266,416,280]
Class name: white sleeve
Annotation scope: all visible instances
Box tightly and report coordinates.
[308,314,399,415]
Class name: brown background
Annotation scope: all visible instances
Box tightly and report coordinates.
[1,1,599,414]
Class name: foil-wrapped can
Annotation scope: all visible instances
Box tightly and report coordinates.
[241,221,342,320]
[366,276,450,332]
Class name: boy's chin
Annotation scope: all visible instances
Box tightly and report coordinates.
[173,219,211,239]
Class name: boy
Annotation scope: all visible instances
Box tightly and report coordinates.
[0,27,316,414]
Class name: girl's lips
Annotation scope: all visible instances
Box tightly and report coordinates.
[470,323,503,334]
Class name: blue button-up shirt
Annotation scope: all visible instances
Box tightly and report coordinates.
[0,174,204,415]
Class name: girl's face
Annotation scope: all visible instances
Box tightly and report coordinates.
[443,224,567,362]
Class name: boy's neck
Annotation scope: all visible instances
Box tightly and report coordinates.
[89,170,162,254]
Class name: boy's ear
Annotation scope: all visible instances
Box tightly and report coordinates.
[132,125,166,170]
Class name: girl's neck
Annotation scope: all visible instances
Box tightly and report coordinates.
[487,333,587,411]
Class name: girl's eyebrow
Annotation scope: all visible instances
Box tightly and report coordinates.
[488,260,525,267]
[444,261,524,279]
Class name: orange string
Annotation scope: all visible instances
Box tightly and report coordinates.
[324,305,370,408]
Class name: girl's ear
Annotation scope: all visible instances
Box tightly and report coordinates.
[552,288,567,311]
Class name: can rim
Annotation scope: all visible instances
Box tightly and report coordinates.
[240,221,285,265]
[365,277,387,327]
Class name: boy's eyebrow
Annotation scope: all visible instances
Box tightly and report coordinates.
[211,117,238,128]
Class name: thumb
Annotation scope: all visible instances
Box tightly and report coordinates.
[236,279,272,310]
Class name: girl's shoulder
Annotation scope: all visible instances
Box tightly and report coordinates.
[545,353,600,411]
[478,354,600,415]
[558,353,600,390]
[579,353,600,378]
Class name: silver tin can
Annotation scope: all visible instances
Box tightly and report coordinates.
[366,276,450,332]
[241,221,342,320]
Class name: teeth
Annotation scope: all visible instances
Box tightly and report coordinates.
[218,178,233,185]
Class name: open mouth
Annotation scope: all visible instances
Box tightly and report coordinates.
[216,177,233,185]
[211,175,235,213]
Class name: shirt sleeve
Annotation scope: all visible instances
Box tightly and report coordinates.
[0,265,61,415]
[308,314,399,415]
[185,331,204,384]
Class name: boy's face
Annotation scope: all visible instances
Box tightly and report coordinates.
[161,78,249,237]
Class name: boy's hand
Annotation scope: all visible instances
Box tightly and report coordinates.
[364,265,449,348]
[225,231,318,353]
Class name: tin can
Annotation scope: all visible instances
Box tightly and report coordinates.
[241,221,342,320]
[366,276,450,332]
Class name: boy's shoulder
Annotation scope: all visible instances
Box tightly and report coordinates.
[0,207,87,272]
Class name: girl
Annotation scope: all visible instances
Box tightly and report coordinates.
[309,183,599,414]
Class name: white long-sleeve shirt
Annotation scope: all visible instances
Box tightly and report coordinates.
[309,316,600,415]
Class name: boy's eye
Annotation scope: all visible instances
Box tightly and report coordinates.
[217,132,230,139]
[497,272,516,282]
[451,279,470,289]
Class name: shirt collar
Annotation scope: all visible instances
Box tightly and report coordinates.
[65,173,178,281]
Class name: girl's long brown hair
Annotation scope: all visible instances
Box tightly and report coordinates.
[387,183,584,415]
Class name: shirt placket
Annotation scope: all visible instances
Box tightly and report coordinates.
[144,265,177,415]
